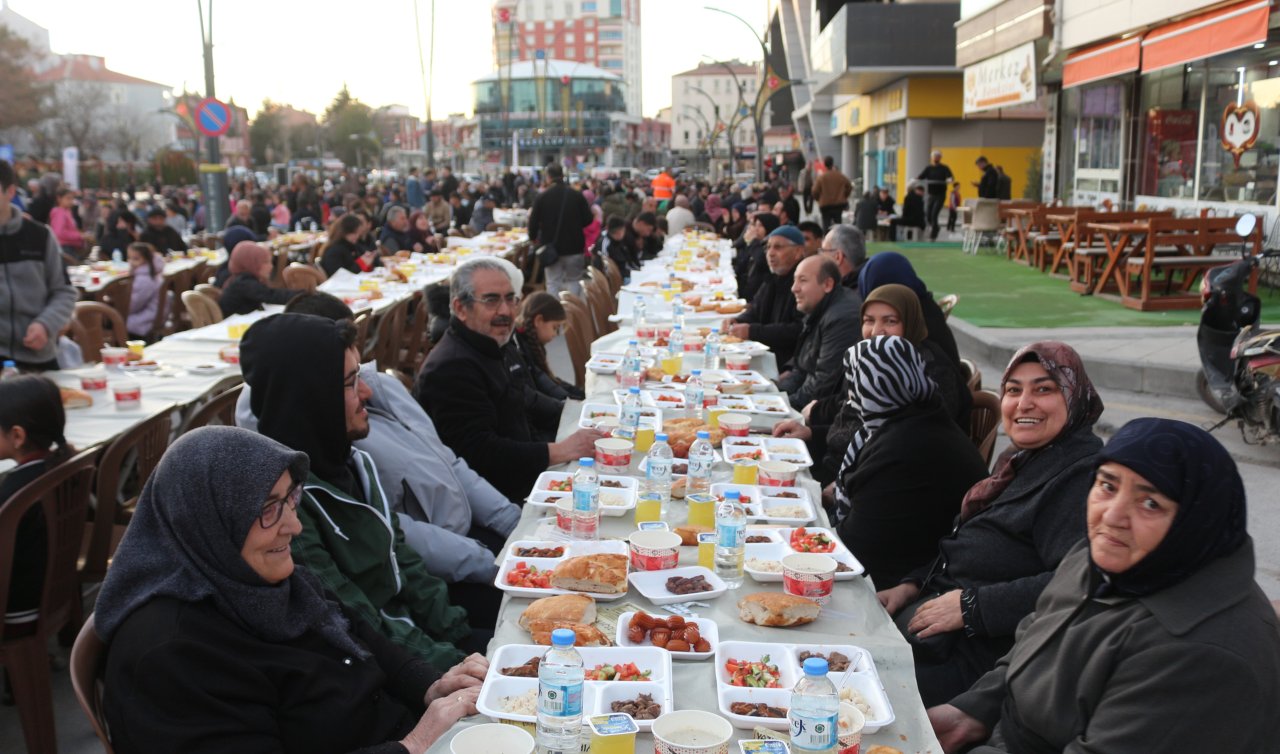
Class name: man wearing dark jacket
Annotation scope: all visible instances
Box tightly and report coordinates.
[777,256,861,409]
[139,208,188,253]
[527,165,591,297]
[414,257,603,500]
[728,225,806,366]
[976,156,1001,199]
[917,150,954,241]
[240,312,479,669]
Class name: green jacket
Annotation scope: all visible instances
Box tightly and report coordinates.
[291,448,469,670]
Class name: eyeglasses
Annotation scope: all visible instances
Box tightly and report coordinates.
[471,292,522,309]
[258,483,302,529]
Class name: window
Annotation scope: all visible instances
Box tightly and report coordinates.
[600,29,622,40]
[610,0,622,16]
[565,32,574,43]
[544,33,555,44]
[684,130,690,142]
[565,46,576,57]
[1196,42,1280,205]
[585,32,594,42]
[586,46,594,57]
[582,1,597,10]
[526,35,536,47]
[525,21,535,31]
[602,59,623,69]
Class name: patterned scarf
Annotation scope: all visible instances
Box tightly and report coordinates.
[832,336,937,524]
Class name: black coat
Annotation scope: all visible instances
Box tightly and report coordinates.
[104,596,435,754]
[139,225,188,253]
[853,197,879,233]
[219,273,302,317]
[837,403,988,588]
[528,182,591,257]
[900,192,926,227]
[415,319,551,501]
[321,238,364,277]
[736,268,803,367]
[504,337,565,442]
[978,165,1001,199]
[777,285,861,409]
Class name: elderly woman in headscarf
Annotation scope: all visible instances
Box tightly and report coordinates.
[219,241,304,317]
[930,419,1280,753]
[858,251,960,369]
[703,193,727,234]
[96,427,488,754]
[877,342,1104,707]
[833,337,988,587]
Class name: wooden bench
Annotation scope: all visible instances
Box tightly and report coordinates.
[1061,211,1174,291]
[1118,215,1262,310]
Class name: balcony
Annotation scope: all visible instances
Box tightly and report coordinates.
[812,2,962,96]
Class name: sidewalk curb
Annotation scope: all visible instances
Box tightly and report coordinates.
[948,318,1201,401]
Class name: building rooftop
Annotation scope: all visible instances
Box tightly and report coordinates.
[475,59,621,83]
[34,53,169,88]
[673,61,759,78]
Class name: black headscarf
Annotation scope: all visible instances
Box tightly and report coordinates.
[1091,418,1247,597]
[95,427,366,657]
[241,313,357,495]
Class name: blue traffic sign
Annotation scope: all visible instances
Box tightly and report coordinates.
[195,97,231,138]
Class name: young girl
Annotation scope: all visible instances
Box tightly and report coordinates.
[49,187,84,258]
[514,292,585,401]
[0,375,74,623]
[126,242,166,340]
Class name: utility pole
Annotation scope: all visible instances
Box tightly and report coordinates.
[196,0,228,233]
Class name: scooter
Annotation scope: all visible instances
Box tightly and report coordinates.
[1195,214,1280,444]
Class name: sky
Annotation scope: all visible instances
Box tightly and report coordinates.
[14,0,769,121]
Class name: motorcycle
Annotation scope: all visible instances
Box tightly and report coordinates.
[1195,214,1280,444]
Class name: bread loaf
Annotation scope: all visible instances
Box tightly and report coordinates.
[518,594,596,630]
[674,525,711,546]
[60,387,93,409]
[737,592,820,627]
[549,554,629,594]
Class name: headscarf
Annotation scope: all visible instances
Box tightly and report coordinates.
[583,189,596,204]
[1091,418,1246,597]
[705,194,726,224]
[731,201,748,218]
[221,225,257,254]
[857,251,928,300]
[229,241,271,280]
[241,313,358,496]
[959,341,1104,521]
[756,213,780,236]
[832,336,937,524]
[862,284,928,345]
[94,427,366,658]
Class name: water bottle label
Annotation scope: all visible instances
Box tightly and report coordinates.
[790,713,838,750]
[688,388,704,408]
[573,488,596,513]
[717,522,743,548]
[621,405,641,427]
[646,459,671,481]
[688,457,711,477]
[538,681,583,717]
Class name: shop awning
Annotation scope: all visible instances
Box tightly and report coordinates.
[1141,0,1270,73]
[1062,37,1142,89]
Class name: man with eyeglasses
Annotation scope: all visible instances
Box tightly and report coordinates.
[241,312,482,671]
[819,224,868,292]
[725,224,807,366]
[416,257,605,501]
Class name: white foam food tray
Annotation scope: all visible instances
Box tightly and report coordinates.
[477,644,674,733]
[578,402,662,431]
[586,352,654,375]
[721,438,814,469]
[710,482,815,525]
[742,541,864,582]
[613,611,719,661]
[627,565,728,605]
[494,539,630,601]
[526,472,638,517]
[713,640,894,732]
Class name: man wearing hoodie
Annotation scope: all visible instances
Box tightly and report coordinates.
[0,160,77,370]
[240,312,477,670]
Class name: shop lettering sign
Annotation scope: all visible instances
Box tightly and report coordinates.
[1221,101,1261,167]
[963,41,1037,115]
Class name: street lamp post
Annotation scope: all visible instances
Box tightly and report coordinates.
[689,85,722,180]
[700,56,751,177]
[195,0,228,233]
[682,106,713,175]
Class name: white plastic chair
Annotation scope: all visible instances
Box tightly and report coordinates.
[964,199,1002,254]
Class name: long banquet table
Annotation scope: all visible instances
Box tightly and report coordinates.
[431,236,942,752]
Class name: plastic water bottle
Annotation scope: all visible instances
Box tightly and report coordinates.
[0,360,17,380]
[789,657,840,753]
[704,327,722,371]
[537,628,585,753]
[620,387,642,439]
[111,249,124,264]
[644,432,673,508]
[671,293,686,328]
[687,430,714,496]
[620,339,643,389]
[571,458,599,541]
[633,295,647,331]
[668,325,685,361]
[686,369,705,422]
[714,489,746,588]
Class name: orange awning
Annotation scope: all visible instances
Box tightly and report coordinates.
[1141,0,1270,73]
[1063,36,1142,88]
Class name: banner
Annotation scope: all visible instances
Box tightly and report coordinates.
[963,42,1037,115]
[62,147,80,189]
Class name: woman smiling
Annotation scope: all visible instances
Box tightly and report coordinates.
[877,342,1104,707]
[930,419,1280,752]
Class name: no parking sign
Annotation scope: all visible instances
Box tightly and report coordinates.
[194,97,231,138]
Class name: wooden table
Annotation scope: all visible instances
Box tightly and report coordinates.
[1004,207,1039,265]
[1084,221,1153,295]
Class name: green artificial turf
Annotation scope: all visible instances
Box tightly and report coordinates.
[868,242,1205,328]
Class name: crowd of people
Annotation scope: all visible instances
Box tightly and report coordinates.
[1,154,1279,753]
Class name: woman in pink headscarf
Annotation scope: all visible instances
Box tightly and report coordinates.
[703,194,727,234]
[219,241,303,317]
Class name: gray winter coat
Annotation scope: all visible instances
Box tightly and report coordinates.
[237,363,519,583]
[777,285,860,409]
[953,539,1280,753]
[0,213,77,364]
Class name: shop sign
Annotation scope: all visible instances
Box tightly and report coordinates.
[1221,100,1261,167]
[964,41,1037,115]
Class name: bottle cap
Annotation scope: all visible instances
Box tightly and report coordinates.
[802,657,829,675]
[551,628,577,647]
[629,339,638,345]
[691,369,702,376]
[725,490,740,500]
[629,386,640,394]
[2,360,13,368]
[579,457,595,467]
[711,326,720,333]
[696,430,710,439]
[656,433,668,442]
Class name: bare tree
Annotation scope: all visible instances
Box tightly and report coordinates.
[43,80,111,157]
[105,107,141,163]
